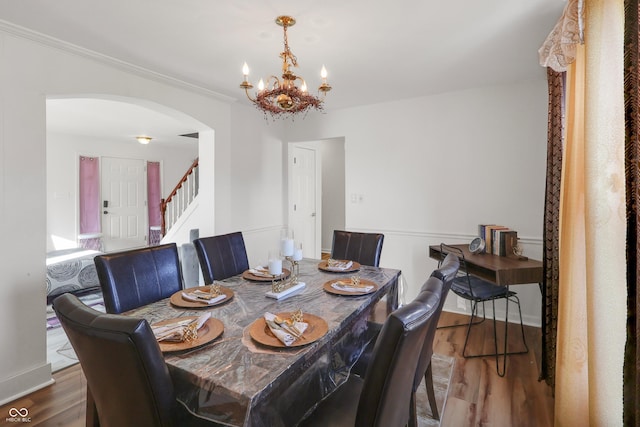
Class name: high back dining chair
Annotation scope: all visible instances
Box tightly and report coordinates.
[194,231,250,283]
[437,243,528,376]
[298,284,440,427]
[94,243,184,314]
[409,253,459,425]
[330,230,384,267]
[52,293,218,427]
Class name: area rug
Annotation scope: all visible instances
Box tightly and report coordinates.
[415,353,454,427]
[46,292,104,372]
[46,297,104,329]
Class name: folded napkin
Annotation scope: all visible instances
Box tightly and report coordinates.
[326,260,353,271]
[181,289,226,305]
[249,266,277,278]
[152,312,211,342]
[264,312,308,346]
[265,282,306,300]
[331,280,374,293]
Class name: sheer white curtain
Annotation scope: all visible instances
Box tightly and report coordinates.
[540,0,626,424]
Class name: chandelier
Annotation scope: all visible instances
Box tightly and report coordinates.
[240,16,331,119]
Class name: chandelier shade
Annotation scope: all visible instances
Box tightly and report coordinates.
[240,16,331,119]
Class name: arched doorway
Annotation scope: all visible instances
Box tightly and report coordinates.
[46,95,207,252]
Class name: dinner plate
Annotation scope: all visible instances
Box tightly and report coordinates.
[317,260,361,273]
[242,268,291,282]
[249,312,328,348]
[322,278,378,296]
[153,317,224,353]
[169,285,234,308]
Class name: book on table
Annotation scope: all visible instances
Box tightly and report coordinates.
[499,230,518,257]
[485,225,508,254]
[477,224,517,257]
[477,224,493,250]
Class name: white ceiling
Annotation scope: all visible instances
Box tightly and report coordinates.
[45,98,201,147]
[0,0,565,144]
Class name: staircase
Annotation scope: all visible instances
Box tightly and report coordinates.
[161,158,199,237]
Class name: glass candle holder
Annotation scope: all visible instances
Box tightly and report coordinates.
[268,250,283,276]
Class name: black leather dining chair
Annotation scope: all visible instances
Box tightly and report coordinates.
[330,230,384,267]
[194,231,250,283]
[52,293,219,427]
[409,253,459,425]
[94,243,184,314]
[350,254,458,426]
[297,282,441,427]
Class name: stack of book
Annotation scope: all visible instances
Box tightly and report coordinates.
[478,224,518,257]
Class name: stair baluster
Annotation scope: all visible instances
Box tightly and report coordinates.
[161,158,199,236]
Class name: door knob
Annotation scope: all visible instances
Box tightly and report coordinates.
[311,212,316,217]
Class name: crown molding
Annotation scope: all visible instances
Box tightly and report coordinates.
[0,19,236,103]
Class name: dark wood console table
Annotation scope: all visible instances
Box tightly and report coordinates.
[429,244,543,286]
[430,243,543,376]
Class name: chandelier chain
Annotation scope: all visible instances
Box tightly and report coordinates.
[282,23,298,69]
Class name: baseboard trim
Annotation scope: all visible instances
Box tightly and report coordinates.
[442,307,541,328]
[0,363,54,406]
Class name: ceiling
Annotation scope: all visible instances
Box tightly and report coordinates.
[0,0,565,144]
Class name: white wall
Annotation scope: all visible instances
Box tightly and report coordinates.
[46,132,198,252]
[0,28,234,405]
[285,80,548,326]
[321,138,346,252]
[227,103,287,267]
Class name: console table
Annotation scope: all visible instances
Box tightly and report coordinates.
[429,243,543,376]
[428,244,543,286]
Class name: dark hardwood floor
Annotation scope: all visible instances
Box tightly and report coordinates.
[0,312,553,427]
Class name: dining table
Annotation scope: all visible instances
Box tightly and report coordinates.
[124,258,400,427]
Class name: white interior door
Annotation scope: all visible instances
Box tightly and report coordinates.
[101,157,148,251]
[290,145,321,259]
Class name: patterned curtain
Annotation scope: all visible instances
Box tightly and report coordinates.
[624,0,640,424]
[540,68,564,389]
[538,0,581,390]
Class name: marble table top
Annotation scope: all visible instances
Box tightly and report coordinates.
[126,258,400,426]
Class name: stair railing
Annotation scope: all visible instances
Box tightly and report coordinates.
[161,158,199,236]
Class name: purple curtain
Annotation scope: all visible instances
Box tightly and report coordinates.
[147,162,162,246]
[79,156,100,234]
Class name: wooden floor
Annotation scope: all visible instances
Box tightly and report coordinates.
[0,312,553,427]
[0,363,87,427]
[436,312,554,427]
